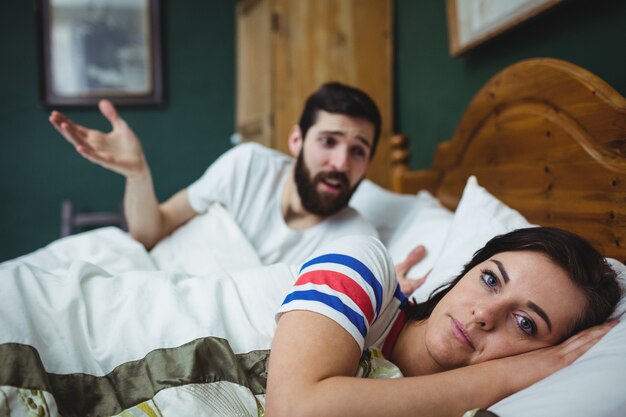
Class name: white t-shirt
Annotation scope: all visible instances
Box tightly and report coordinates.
[277,235,406,353]
[187,143,378,265]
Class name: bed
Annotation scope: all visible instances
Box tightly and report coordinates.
[389,57,626,263]
[1,57,625,417]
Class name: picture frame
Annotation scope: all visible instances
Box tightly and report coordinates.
[38,0,164,107]
[445,0,566,56]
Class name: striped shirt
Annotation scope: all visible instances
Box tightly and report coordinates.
[277,235,407,352]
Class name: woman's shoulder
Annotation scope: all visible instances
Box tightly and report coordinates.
[298,235,396,292]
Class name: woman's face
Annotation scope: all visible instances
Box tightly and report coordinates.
[422,250,587,370]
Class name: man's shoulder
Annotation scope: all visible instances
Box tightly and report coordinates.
[325,207,379,237]
[230,142,291,162]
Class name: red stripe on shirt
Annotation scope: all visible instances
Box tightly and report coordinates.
[382,310,406,359]
[295,270,375,323]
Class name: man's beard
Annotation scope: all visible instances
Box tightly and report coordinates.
[294,151,359,217]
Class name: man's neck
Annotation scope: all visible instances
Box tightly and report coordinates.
[281,166,325,230]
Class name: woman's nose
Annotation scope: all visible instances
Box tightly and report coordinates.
[473,304,498,331]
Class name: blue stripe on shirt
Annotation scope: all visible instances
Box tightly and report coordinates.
[299,253,383,318]
[394,284,408,303]
[282,289,367,337]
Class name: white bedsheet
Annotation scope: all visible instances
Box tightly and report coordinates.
[2,225,157,276]
[0,204,295,417]
[0,253,294,375]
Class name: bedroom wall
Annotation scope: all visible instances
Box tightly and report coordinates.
[0,1,237,261]
[395,0,626,169]
[1,0,625,261]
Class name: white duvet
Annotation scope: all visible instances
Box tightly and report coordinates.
[0,204,296,417]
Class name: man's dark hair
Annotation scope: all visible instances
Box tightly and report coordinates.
[298,82,382,158]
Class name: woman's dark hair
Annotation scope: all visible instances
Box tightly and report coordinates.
[298,82,381,158]
[403,227,621,338]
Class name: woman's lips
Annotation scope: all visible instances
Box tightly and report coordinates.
[451,318,475,350]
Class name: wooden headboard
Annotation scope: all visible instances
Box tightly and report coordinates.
[390,58,626,261]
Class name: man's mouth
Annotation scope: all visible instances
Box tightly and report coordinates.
[317,173,348,193]
[321,177,343,189]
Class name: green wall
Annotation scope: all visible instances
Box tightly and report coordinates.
[0,1,237,261]
[395,0,626,169]
[1,0,625,261]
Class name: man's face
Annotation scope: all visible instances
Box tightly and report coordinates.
[294,111,374,217]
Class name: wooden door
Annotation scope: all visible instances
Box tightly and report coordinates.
[272,0,393,187]
[237,0,393,187]
[236,0,274,147]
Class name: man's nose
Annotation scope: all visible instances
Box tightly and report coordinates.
[329,148,349,172]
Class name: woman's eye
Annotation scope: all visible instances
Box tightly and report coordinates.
[480,270,498,289]
[515,314,537,336]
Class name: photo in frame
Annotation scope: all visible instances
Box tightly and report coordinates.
[445,0,566,56]
[39,0,164,107]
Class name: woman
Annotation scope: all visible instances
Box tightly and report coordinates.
[266,227,621,417]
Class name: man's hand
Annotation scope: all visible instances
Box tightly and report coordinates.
[49,99,147,178]
[394,245,431,296]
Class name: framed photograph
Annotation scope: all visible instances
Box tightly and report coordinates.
[446,0,566,56]
[39,0,164,107]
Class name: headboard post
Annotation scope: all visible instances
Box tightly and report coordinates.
[390,134,442,195]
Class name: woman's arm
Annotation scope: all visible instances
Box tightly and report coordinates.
[266,310,616,417]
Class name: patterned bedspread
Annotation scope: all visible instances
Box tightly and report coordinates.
[2,338,269,417]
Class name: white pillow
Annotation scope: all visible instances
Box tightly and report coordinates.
[350,179,453,278]
[407,176,626,417]
[409,176,532,302]
[150,203,262,276]
[609,258,626,318]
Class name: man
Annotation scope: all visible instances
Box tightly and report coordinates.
[49,82,425,293]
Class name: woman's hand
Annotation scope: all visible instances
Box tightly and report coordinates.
[524,319,619,374]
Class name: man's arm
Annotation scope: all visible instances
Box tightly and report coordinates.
[49,99,196,249]
[123,177,197,249]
